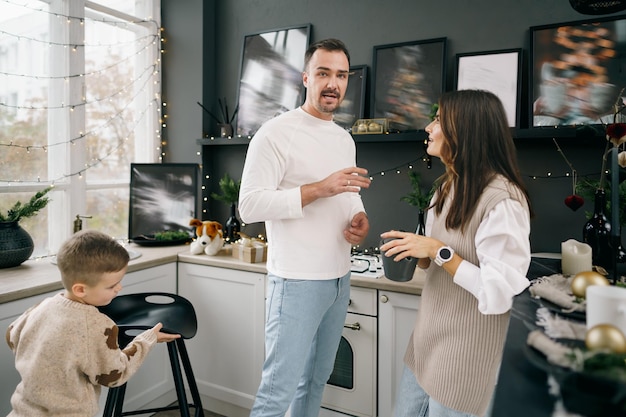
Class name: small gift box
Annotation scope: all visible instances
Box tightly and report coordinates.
[232,240,267,263]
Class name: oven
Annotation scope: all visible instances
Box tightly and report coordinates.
[320,284,378,417]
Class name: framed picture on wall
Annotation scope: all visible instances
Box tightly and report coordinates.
[235,24,312,138]
[455,48,522,128]
[129,163,200,244]
[372,38,446,132]
[530,15,626,128]
[334,65,368,131]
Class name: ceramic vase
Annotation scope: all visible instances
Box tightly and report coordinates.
[0,221,34,268]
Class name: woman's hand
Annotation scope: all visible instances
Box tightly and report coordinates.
[380,230,442,262]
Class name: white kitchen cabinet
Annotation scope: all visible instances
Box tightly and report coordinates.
[177,262,266,417]
[0,263,176,417]
[378,291,420,417]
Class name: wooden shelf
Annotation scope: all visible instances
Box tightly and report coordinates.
[197,130,426,146]
[352,130,426,143]
[197,136,253,146]
[197,126,603,146]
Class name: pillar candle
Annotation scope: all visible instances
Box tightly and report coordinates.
[561,239,593,276]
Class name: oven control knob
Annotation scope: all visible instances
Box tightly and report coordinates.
[380,295,389,303]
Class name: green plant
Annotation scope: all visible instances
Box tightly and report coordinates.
[401,171,434,210]
[576,175,626,225]
[211,173,241,205]
[154,230,191,241]
[0,187,52,222]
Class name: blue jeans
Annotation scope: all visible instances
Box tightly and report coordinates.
[249,272,351,417]
[394,365,482,417]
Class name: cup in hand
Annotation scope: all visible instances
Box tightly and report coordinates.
[380,238,417,282]
[586,285,626,337]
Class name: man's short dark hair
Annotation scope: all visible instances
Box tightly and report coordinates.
[304,38,350,71]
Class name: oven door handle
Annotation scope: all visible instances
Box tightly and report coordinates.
[343,322,361,331]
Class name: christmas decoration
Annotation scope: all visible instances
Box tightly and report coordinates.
[570,270,609,298]
[585,323,626,354]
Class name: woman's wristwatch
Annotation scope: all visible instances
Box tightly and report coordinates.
[434,246,454,266]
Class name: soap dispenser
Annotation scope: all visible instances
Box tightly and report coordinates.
[73,215,92,233]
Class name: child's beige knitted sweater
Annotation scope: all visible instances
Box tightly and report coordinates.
[6,293,158,417]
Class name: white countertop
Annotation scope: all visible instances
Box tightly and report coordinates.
[0,243,425,304]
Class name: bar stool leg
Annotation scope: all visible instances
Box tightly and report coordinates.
[102,386,119,417]
[167,341,191,417]
[176,339,205,417]
[113,384,127,417]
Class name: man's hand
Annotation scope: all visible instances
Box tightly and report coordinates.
[344,211,369,245]
[301,167,371,207]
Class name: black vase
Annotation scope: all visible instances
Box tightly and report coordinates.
[0,221,34,268]
[416,209,426,236]
[582,189,624,269]
[225,203,241,243]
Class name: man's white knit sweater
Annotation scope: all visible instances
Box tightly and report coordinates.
[239,107,365,280]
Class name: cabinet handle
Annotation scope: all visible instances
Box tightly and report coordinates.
[344,322,361,331]
[380,295,389,303]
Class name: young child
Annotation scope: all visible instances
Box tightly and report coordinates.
[5,230,180,417]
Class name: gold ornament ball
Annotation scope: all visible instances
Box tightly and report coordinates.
[585,324,626,353]
[570,271,609,298]
[368,122,381,132]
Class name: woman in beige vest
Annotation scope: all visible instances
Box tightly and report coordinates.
[381,90,533,417]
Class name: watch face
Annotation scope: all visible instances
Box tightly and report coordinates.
[440,247,452,260]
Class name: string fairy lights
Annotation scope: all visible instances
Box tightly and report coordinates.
[0,0,165,185]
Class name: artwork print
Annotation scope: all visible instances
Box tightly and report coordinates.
[236,24,311,137]
[372,38,446,132]
[129,163,199,240]
[531,16,626,127]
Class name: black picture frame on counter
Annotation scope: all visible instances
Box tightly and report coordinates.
[235,24,311,138]
[128,163,200,242]
[530,15,626,128]
[456,48,522,128]
[334,65,367,131]
[372,37,446,133]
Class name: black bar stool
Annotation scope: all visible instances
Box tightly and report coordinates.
[98,292,204,417]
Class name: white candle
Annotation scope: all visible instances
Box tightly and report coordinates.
[561,239,593,276]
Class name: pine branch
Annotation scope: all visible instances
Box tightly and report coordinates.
[0,187,52,222]
[210,173,240,205]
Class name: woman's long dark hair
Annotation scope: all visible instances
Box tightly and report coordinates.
[431,89,532,230]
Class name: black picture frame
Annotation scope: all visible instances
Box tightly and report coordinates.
[128,163,200,241]
[530,15,626,128]
[455,48,522,128]
[372,37,446,132]
[235,24,312,138]
[334,65,368,131]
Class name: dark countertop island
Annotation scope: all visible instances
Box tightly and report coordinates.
[492,257,564,417]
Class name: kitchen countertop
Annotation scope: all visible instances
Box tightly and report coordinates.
[0,244,425,304]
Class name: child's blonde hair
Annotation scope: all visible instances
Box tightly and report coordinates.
[56,230,129,289]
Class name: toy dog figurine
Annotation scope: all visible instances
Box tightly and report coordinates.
[189,219,224,256]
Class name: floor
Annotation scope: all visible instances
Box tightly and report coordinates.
[152,405,225,417]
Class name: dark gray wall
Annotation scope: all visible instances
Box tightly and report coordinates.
[162,0,621,253]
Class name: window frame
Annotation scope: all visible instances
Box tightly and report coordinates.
[0,0,161,255]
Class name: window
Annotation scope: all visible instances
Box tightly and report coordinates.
[0,0,162,257]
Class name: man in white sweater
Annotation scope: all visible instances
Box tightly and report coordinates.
[239,38,371,417]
